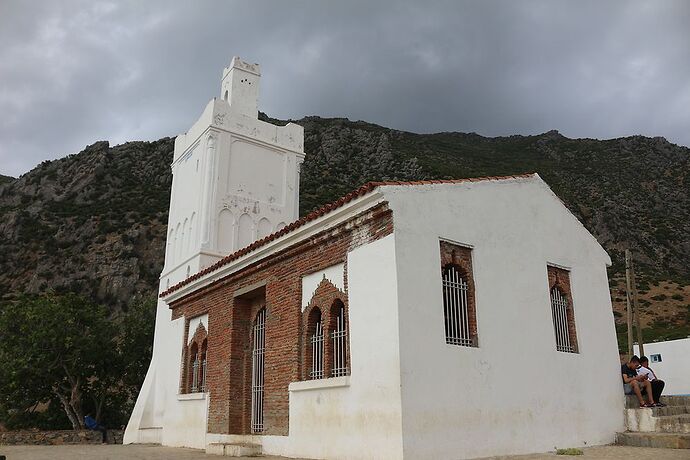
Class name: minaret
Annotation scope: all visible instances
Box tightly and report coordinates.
[162,57,305,288]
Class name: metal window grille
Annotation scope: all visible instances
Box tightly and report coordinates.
[310,318,324,379]
[251,309,266,433]
[191,354,200,392]
[201,355,207,392]
[442,265,473,346]
[331,305,349,377]
[551,287,575,353]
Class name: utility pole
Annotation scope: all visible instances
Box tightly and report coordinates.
[625,249,645,357]
[625,250,634,356]
[631,255,644,357]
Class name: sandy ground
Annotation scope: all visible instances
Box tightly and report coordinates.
[0,444,689,460]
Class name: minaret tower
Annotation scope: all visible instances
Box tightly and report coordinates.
[161,57,305,289]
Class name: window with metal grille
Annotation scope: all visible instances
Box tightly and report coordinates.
[551,287,575,352]
[251,308,266,433]
[200,339,208,392]
[331,300,349,377]
[309,309,324,379]
[547,265,578,353]
[189,342,200,392]
[442,264,474,346]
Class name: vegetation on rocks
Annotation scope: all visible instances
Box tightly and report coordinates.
[0,115,688,352]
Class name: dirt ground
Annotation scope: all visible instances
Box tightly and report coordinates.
[0,444,689,460]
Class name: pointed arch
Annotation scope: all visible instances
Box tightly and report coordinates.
[217,209,235,254]
[238,213,253,249]
[257,217,272,239]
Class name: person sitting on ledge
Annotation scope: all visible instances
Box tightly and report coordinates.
[84,413,107,443]
[638,355,666,407]
[622,355,655,408]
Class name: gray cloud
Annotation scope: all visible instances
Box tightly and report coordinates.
[1,0,689,177]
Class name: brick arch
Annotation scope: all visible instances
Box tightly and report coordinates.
[181,321,208,393]
[301,278,348,380]
[304,305,324,379]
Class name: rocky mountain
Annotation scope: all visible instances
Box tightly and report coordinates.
[1,116,688,346]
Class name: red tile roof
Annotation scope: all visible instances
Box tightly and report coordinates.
[160,173,536,297]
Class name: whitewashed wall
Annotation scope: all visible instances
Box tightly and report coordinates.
[383,176,624,459]
[278,235,404,459]
[635,338,690,395]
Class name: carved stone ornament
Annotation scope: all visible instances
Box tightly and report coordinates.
[213,113,226,126]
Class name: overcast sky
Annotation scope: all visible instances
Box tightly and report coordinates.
[1,1,689,177]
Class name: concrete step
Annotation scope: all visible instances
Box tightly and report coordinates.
[652,405,690,417]
[206,442,261,457]
[616,431,690,449]
[656,414,690,434]
[625,394,690,409]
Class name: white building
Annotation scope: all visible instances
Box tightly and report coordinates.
[125,57,625,459]
[635,338,690,395]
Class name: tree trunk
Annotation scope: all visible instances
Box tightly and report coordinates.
[55,390,81,430]
[69,378,85,429]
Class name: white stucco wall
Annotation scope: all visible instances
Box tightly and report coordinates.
[276,234,404,460]
[383,176,624,459]
[635,338,690,395]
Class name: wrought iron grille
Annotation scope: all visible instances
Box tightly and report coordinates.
[191,355,200,392]
[551,287,575,353]
[310,318,324,379]
[331,305,349,377]
[442,265,472,346]
[251,309,266,433]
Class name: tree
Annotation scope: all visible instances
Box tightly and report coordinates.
[0,293,155,430]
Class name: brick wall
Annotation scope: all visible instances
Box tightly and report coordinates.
[301,279,349,380]
[169,203,393,436]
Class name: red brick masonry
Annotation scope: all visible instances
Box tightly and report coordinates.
[169,203,393,436]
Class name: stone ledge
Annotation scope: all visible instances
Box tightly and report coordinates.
[288,376,350,392]
[0,430,100,445]
[177,392,207,401]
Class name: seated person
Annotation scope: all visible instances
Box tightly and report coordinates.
[638,355,665,407]
[621,355,655,408]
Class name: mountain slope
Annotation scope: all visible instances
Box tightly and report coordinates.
[0,116,688,345]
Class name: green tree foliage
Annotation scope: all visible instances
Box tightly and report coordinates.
[0,293,155,430]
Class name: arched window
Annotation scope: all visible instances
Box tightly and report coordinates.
[251,308,266,433]
[307,308,324,379]
[182,319,208,394]
[548,265,578,353]
[200,339,208,392]
[330,300,349,377]
[189,342,200,392]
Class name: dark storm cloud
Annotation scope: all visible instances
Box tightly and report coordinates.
[1,0,689,177]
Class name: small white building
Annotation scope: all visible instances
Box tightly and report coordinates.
[125,57,625,459]
[635,338,690,395]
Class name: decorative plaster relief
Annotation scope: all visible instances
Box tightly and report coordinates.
[213,113,226,126]
[301,263,345,311]
[187,314,208,344]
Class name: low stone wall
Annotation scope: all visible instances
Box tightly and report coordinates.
[0,429,123,445]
